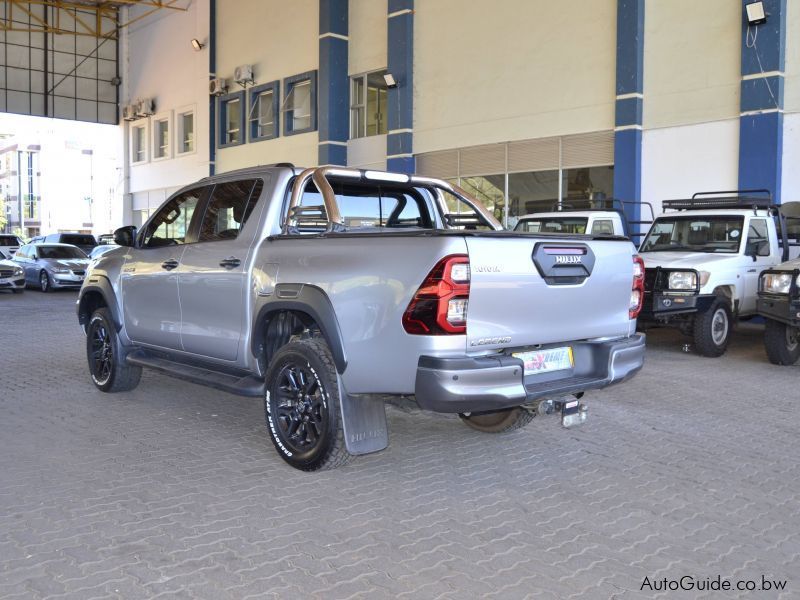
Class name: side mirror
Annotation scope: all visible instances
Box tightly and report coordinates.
[114,226,137,247]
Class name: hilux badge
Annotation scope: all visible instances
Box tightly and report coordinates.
[555,255,582,264]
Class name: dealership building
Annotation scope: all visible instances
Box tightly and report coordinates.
[2,0,798,231]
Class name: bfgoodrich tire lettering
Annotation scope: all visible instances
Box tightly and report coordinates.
[86,307,142,393]
[264,338,351,471]
[763,319,800,365]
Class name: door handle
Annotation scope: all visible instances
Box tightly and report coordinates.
[747,268,757,273]
[161,259,179,271]
[219,257,241,269]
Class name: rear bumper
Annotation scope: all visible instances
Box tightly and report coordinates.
[414,333,646,413]
[757,295,800,327]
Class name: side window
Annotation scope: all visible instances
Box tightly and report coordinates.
[198,179,264,242]
[591,219,614,235]
[142,188,207,248]
[746,219,770,257]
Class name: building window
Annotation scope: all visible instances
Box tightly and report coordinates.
[218,91,245,148]
[282,71,317,136]
[177,109,195,154]
[350,70,389,139]
[153,115,170,159]
[131,124,146,164]
[249,81,279,142]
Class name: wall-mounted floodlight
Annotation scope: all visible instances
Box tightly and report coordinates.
[191,38,204,51]
[745,2,767,25]
[383,73,398,89]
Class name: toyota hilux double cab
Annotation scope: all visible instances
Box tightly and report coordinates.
[77,165,646,471]
[638,191,798,357]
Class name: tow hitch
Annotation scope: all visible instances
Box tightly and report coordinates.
[534,395,589,428]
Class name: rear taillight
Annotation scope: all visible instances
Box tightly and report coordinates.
[630,255,645,319]
[402,255,470,335]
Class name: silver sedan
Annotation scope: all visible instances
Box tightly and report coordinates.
[0,254,25,293]
[13,243,90,292]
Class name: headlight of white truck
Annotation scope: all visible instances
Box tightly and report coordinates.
[761,272,796,294]
[668,271,697,290]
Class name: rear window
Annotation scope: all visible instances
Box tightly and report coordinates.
[515,217,589,234]
[61,234,97,246]
[38,245,88,259]
[294,181,432,232]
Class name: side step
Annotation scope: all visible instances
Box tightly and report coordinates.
[126,352,265,397]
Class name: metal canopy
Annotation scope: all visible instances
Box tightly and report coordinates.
[1,0,189,39]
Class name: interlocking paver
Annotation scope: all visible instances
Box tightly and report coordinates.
[1,291,798,598]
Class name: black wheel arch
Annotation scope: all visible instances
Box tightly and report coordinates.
[77,276,122,331]
[252,284,348,374]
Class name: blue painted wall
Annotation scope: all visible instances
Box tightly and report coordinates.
[738,0,786,203]
[318,0,348,166]
[387,1,414,174]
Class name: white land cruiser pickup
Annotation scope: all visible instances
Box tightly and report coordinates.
[638,191,798,357]
[515,210,626,237]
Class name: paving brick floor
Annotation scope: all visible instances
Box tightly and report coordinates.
[0,290,797,599]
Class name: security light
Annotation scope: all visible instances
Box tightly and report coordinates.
[745,2,766,25]
[383,73,397,89]
[190,38,204,51]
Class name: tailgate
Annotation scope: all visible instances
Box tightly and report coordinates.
[464,236,634,350]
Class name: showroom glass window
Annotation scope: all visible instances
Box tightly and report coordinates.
[141,188,208,247]
[350,70,389,139]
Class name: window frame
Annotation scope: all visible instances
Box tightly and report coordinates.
[138,186,212,248]
[282,70,317,136]
[218,91,246,149]
[130,122,147,165]
[349,69,389,140]
[176,105,196,155]
[151,111,172,161]
[248,81,280,143]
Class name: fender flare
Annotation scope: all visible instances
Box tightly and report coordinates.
[77,275,122,331]
[252,284,348,373]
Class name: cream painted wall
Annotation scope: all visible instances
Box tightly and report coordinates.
[641,120,740,215]
[785,0,800,114]
[414,0,616,155]
[125,0,210,196]
[348,134,387,169]
[349,0,387,76]
[643,0,740,129]
[215,0,319,173]
[782,113,800,200]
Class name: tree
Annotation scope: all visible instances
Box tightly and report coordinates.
[0,196,7,231]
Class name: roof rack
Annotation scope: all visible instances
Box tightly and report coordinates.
[662,189,775,211]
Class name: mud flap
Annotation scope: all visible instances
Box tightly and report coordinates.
[338,380,389,455]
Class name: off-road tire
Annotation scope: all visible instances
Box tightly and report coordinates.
[459,407,536,433]
[264,338,351,471]
[764,319,800,366]
[86,307,142,392]
[693,299,732,357]
[40,270,51,293]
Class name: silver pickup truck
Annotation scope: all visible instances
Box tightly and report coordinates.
[77,165,645,471]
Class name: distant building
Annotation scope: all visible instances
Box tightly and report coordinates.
[0,115,121,239]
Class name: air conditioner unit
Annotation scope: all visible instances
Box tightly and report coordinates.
[234,64,254,86]
[209,77,228,96]
[122,105,137,121]
[135,98,155,117]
